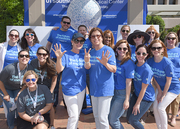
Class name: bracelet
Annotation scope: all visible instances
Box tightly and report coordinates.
[38,112,41,116]
[85,62,90,64]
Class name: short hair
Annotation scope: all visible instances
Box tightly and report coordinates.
[61,16,71,22]
[89,27,104,41]
[23,70,38,83]
[18,49,29,57]
[78,25,87,31]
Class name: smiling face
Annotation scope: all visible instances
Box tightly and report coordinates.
[151,42,164,58]
[18,51,30,65]
[37,49,48,65]
[147,29,155,40]
[61,18,71,31]
[90,30,103,47]
[8,30,19,43]
[116,43,128,59]
[133,35,144,47]
[104,33,112,46]
[78,26,87,36]
[135,47,147,65]
[166,33,177,49]
[25,74,37,89]
[71,37,85,51]
[25,31,35,44]
[120,26,130,40]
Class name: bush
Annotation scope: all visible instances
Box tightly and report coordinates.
[0,0,24,43]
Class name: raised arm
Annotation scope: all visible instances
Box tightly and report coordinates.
[84,48,91,69]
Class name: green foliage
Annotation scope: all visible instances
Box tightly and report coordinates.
[167,25,180,33]
[0,0,24,42]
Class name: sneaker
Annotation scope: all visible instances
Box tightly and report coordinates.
[51,126,55,129]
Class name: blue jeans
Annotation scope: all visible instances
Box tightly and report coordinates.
[0,89,20,129]
[127,93,153,129]
[109,89,126,129]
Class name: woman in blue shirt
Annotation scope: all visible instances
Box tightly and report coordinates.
[108,39,135,129]
[127,44,155,129]
[20,28,42,62]
[147,40,180,129]
[53,33,90,129]
[164,32,180,127]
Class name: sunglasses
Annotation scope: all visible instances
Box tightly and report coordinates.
[19,54,30,58]
[91,35,102,39]
[26,33,34,36]
[37,53,48,57]
[9,34,19,38]
[136,52,147,56]
[26,78,36,82]
[151,47,162,51]
[133,35,141,39]
[167,37,176,40]
[122,30,129,33]
[62,21,70,25]
[117,47,128,51]
[74,39,85,44]
[147,31,155,34]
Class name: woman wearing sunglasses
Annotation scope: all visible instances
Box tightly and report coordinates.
[164,32,180,127]
[16,70,53,129]
[127,44,155,129]
[120,25,131,40]
[145,25,160,46]
[103,30,115,49]
[30,46,57,129]
[127,30,150,61]
[147,40,180,129]
[0,29,22,72]
[87,27,116,129]
[0,49,33,129]
[20,28,42,62]
[53,33,89,129]
[108,40,135,129]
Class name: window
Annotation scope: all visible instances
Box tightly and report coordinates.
[158,0,165,4]
[147,0,154,5]
[169,0,176,4]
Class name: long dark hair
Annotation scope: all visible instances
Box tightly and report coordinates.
[20,28,39,50]
[37,46,56,78]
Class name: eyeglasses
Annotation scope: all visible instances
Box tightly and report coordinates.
[117,47,128,51]
[133,35,141,39]
[26,33,34,36]
[136,52,147,56]
[37,53,48,57]
[19,54,30,58]
[151,47,162,51]
[167,37,176,40]
[26,78,36,82]
[62,21,70,25]
[73,39,85,44]
[122,30,129,33]
[147,31,155,34]
[9,34,19,38]
[91,35,102,39]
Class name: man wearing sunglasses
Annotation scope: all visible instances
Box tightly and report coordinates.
[46,16,75,111]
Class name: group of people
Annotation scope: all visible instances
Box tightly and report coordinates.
[0,15,180,129]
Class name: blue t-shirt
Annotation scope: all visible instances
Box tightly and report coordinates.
[48,29,75,58]
[130,45,136,62]
[29,43,42,62]
[147,57,180,95]
[133,62,155,101]
[61,51,86,96]
[3,45,19,68]
[167,47,180,78]
[114,59,135,90]
[80,38,92,54]
[89,45,116,97]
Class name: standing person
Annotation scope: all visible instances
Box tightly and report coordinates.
[120,25,131,40]
[53,33,89,129]
[0,29,21,71]
[127,44,155,129]
[17,70,53,129]
[109,40,135,129]
[103,30,115,49]
[164,32,180,127]
[46,16,75,109]
[0,49,33,129]
[145,25,160,45]
[30,46,57,129]
[127,30,150,61]
[20,28,42,62]
[87,27,116,129]
[147,40,180,129]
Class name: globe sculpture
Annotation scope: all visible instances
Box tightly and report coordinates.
[67,0,102,31]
